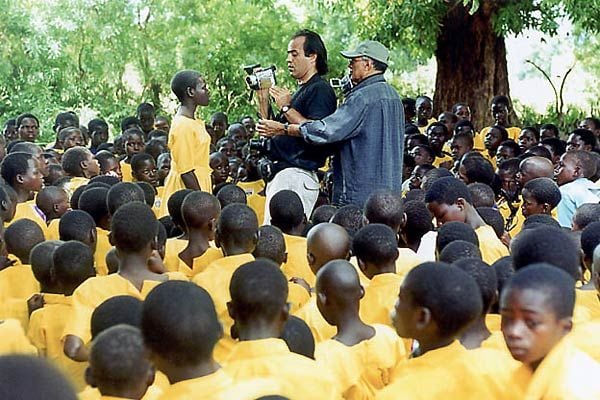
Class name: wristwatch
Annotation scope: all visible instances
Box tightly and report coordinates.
[281,105,291,114]
[283,122,289,135]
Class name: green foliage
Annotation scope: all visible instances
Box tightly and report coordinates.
[0,0,296,139]
[514,100,591,137]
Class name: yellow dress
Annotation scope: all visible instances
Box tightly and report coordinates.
[164,237,187,273]
[474,126,521,152]
[94,228,112,276]
[158,115,212,217]
[0,319,37,356]
[120,161,133,183]
[246,193,266,227]
[475,225,509,264]
[46,218,60,241]
[236,180,265,196]
[8,201,48,238]
[63,177,89,199]
[281,234,314,287]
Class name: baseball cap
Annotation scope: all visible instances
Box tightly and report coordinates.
[341,40,389,65]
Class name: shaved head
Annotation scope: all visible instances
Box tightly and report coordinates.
[316,260,363,325]
[306,223,351,275]
[518,156,554,186]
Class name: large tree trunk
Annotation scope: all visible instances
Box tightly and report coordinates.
[433,2,511,131]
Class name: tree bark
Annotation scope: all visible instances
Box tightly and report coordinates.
[433,2,511,131]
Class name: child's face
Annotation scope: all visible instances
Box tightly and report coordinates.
[125,134,144,157]
[427,126,447,152]
[500,288,571,368]
[18,117,39,142]
[484,127,503,151]
[540,128,556,140]
[210,154,230,185]
[495,144,516,165]
[520,188,547,217]
[416,99,432,121]
[85,152,101,177]
[134,159,159,187]
[499,169,519,199]
[391,283,419,339]
[450,138,470,161]
[554,154,578,186]
[518,129,538,152]
[102,157,123,180]
[157,155,171,183]
[211,119,227,140]
[139,111,155,133]
[455,105,471,121]
[91,127,109,147]
[55,191,71,217]
[566,134,588,152]
[21,159,44,192]
[427,200,465,226]
[63,131,84,150]
[409,166,428,190]
[409,146,433,166]
[218,141,235,159]
[491,103,509,126]
[242,118,256,136]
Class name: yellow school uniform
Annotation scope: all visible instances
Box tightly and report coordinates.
[79,384,163,400]
[515,337,600,399]
[575,289,600,320]
[164,237,187,272]
[287,281,310,313]
[64,272,185,344]
[485,313,502,332]
[395,248,423,277]
[27,294,87,390]
[224,338,339,399]
[432,152,453,169]
[360,273,402,327]
[475,225,509,264]
[0,319,37,355]
[120,161,133,182]
[63,177,89,199]
[569,321,600,362]
[294,296,336,342]
[177,247,224,278]
[381,341,522,399]
[497,198,524,236]
[46,218,60,241]
[281,233,314,287]
[94,228,111,276]
[236,180,265,196]
[0,260,41,330]
[157,369,282,400]
[417,118,437,134]
[9,201,48,238]
[158,115,212,218]
[247,193,266,225]
[192,253,255,360]
[474,126,521,152]
[316,324,406,399]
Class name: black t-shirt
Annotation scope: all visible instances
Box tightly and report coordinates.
[269,74,337,173]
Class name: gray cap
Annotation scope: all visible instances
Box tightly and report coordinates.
[341,40,389,64]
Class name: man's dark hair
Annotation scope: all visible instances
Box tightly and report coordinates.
[292,29,328,75]
[352,224,399,265]
[111,202,158,252]
[78,187,110,226]
[59,210,96,243]
[570,129,596,149]
[439,241,482,264]
[573,203,600,230]
[270,190,304,232]
[53,241,94,287]
[91,296,143,340]
[363,190,403,231]
[403,200,433,242]
[107,182,146,216]
[171,70,202,103]
[280,316,315,359]
[253,225,287,265]
[476,207,505,238]
[0,356,77,399]
[581,221,600,260]
[216,183,247,208]
[436,221,479,253]
[467,183,495,208]
[16,113,40,128]
[311,205,337,225]
[453,258,496,315]
[459,156,495,185]
[331,205,365,238]
[425,176,472,206]
[522,213,561,230]
[523,177,561,209]
[540,123,560,138]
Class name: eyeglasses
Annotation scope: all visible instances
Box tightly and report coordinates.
[349,57,370,66]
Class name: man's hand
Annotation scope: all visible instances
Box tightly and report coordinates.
[256,119,285,137]
[269,86,292,109]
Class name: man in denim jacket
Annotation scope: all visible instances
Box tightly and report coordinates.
[258,40,404,207]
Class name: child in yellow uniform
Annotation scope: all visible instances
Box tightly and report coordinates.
[253,225,310,313]
[192,204,258,360]
[0,220,44,328]
[353,224,402,327]
[178,191,222,277]
[427,122,453,169]
[0,319,37,355]
[61,147,100,198]
[28,241,95,390]
[141,281,282,399]
[377,262,521,399]
[224,260,340,399]
[158,70,212,217]
[315,260,406,398]
[163,189,193,272]
[500,264,600,399]
[58,209,101,269]
[415,96,435,133]
[294,223,351,342]
[474,95,521,150]
[35,186,70,240]
[453,258,507,351]
[62,202,186,363]
[119,128,145,183]
[269,190,315,286]
[85,325,157,400]
[131,153,162,217]
[425,177,508,264]
[79,187,112,276]
[577,222,600,319]
[1,152,47,235]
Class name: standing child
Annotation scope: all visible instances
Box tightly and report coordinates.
[158,70,212,217]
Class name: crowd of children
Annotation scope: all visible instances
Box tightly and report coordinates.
[1,76,600,399]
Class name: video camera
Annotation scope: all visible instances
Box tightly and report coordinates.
[330,75,353,96]
[244,64,277,90]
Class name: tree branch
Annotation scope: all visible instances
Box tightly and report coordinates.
[525,59,559,115]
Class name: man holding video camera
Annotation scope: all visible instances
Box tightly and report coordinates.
[258,40,404,208]
[256,29,337,224]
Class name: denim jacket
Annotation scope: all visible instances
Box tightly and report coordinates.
[299,74,405,207]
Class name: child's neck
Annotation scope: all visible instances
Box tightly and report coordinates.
[405,238,421,253]
[372,263,396,276]
[179,229,210,268]
[178,102,197,120]
[413,335,455,357]
[14,187,31,203]
[118,251,164,289]
[417,117,428,127]
[334,312,375,346]
[459,316,491,350]
[236,320,280,341]
[283,224,304,237]
[464,203,486,230]
[221,244,251,257]
[41,284,62,294]
[163,359,220,385]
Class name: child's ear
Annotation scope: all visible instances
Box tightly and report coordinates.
[415,306,432,331]
[455,198,466,211]
[85,367,96,388]
[53,203,60,214]
[282,252,288,264]
[307,252,316,267]
[0,200,8,212]
[559,317,573,335]
[401,212,407,230]
[15,173,25,185]
[359,285,365,300]
[150,235,159,251]
[281,301,290,322]
[357,258,367,274]
[145,364,156,388]
[108,231,115,246]
[227,301,236,320]
[542,203,550,214]
[573,163,582,178]
[89,229,97,246]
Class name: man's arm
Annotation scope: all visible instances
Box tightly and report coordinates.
[269,87,308,124]
[181,170,201,191]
